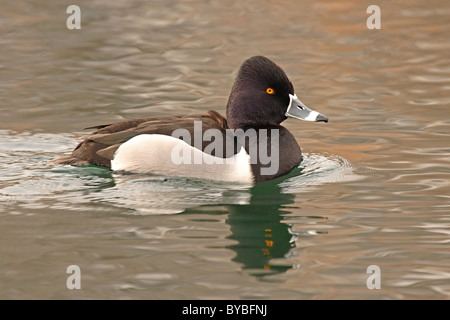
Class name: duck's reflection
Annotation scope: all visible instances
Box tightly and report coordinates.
[62,164,298,277]
[225,181,296,276]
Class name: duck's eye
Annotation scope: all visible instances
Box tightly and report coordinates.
[266,88,275,95]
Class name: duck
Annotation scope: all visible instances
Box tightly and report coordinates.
[53,56,328,183]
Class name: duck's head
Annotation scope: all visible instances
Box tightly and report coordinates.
[226,56,328,129]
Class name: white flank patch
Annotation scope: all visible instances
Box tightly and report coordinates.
[111,134,254,183]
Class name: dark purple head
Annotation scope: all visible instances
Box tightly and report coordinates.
[226,56,328,129]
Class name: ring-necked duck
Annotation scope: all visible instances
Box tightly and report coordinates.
[53,56,328,183]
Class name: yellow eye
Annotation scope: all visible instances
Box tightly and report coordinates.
[266,88,275,94]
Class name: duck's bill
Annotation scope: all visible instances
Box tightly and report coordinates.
[286,94,328,122]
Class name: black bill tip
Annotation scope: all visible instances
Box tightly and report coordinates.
[316,114,329,123]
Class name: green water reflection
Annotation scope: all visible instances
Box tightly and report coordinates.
[226,181,296,276]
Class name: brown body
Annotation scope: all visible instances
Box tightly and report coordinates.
[53,111,230,168]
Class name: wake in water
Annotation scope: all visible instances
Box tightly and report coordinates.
[0,131,362,215]
[280,153,363,193]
